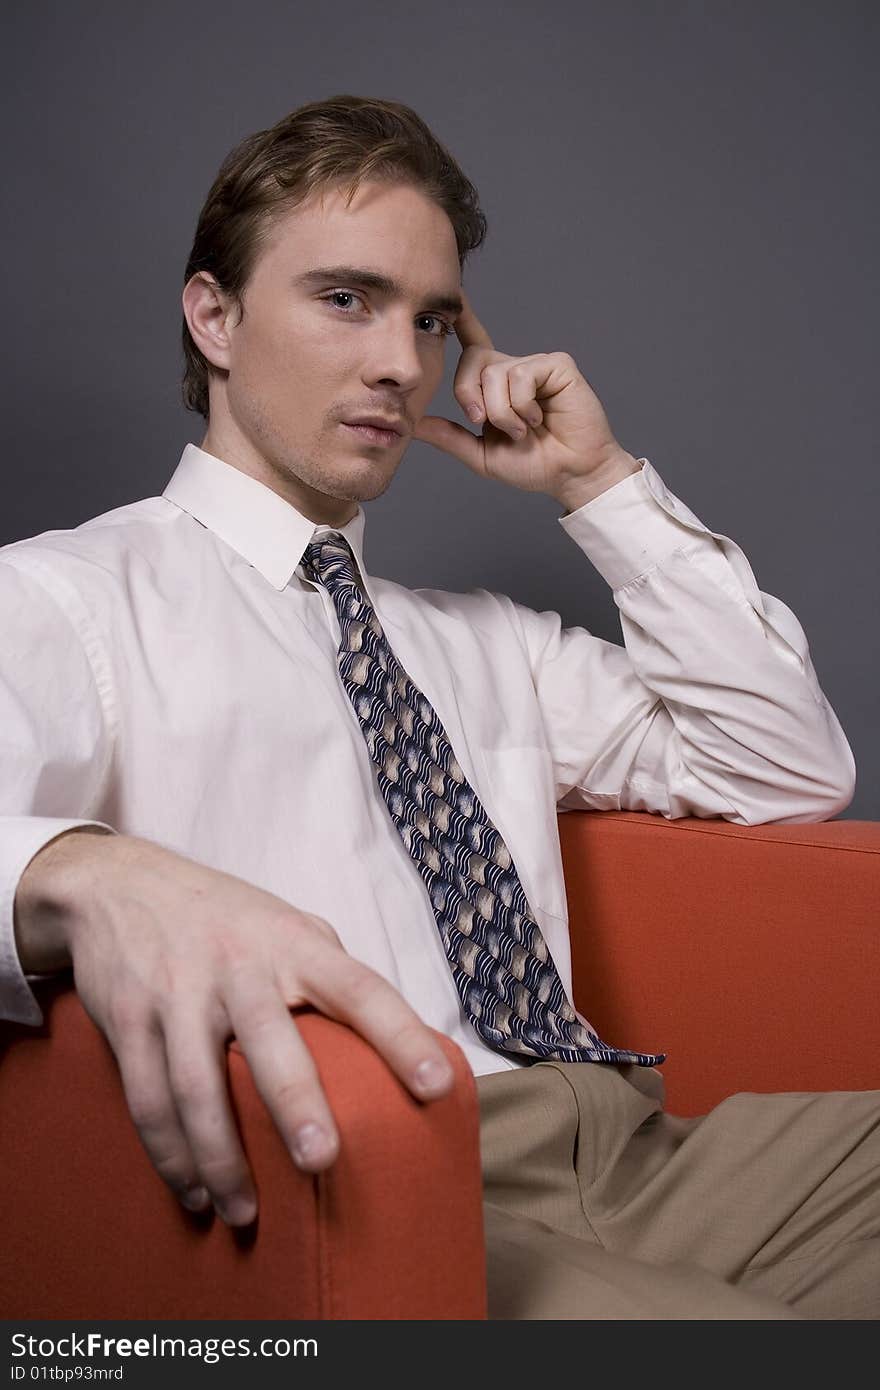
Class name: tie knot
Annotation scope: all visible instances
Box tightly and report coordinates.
[301,531,362,597]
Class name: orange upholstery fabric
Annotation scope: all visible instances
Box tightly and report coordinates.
[0,994,486,1319]
[1,810,877,1317]
[561,812,880,1113]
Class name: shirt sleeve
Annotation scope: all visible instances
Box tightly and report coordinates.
[501,457,856,825]
[0,555,118,1025]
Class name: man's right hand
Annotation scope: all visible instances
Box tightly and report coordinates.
[13,830,455,1226]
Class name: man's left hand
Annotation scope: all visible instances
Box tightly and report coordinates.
[412,290,641,509]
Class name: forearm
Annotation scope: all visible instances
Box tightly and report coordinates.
[548,458,855,821]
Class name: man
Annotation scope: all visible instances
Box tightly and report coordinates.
[2,95,876,1319]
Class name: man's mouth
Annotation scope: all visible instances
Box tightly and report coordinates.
[341,423,401,447]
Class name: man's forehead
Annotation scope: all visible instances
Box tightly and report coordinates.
[277,180,449,238]
[263,185,462,315]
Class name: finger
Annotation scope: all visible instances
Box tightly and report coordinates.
[412,413,487,475]
[302,953,455,1104]
[480,361,529,441]
[114,1023,212,1215]
[224,969,340,1176]
[453,288,494,353]
[163,1006,259,1226]
[454,362,487,426]
[508,363,544,429]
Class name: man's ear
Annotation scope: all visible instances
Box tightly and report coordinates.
[182,272,239,372]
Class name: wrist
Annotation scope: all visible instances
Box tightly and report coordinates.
[13,828,117,973]
[553,450,642,514]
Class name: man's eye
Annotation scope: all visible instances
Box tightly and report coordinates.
[417,314,455,338]
[322,290,364,313]
[320,291,453,338]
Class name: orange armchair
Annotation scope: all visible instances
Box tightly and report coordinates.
[2,810,878,1319]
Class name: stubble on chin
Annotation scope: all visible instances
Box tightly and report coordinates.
[310,444,405,504]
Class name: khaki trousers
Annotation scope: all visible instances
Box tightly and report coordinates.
[477,1060,880,1319]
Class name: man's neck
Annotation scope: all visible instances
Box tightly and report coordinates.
[198,429,358,528]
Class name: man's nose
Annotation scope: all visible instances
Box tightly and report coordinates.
[362,319,427,391]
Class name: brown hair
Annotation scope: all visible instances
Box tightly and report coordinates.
[181,94,488,420]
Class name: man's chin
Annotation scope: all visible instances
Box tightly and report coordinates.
[320,456,402,503]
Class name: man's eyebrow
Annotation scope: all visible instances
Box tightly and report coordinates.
[295,265,464,318]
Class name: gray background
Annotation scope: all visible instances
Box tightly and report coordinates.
[4,0,877,819]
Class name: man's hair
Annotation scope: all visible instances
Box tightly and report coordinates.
[181,94,488,420]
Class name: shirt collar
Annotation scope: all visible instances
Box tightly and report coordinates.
[162,442,369,593]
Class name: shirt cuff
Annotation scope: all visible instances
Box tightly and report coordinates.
[0,818,118,1025]
[558,456,720,592]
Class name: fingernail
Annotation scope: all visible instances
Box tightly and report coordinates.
[215,1194,257,1226]
[292,1122,334,1167]
[414,1058,453,1094]
[467,403,483,422]
[180,1185,211,1212]
[512,426,526,440]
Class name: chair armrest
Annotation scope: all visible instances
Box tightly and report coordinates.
[0,984,487,1319]
[559,811,880,1115]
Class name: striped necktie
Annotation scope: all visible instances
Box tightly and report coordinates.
[301,531,664,1067]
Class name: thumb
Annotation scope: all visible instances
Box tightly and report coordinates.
[412,414,486,476]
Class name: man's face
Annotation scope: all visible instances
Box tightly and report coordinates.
[189,178,464,523]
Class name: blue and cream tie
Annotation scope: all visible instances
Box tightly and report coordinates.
[301,531,664,1067]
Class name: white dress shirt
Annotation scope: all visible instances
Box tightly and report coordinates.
[0,443,856,1075]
